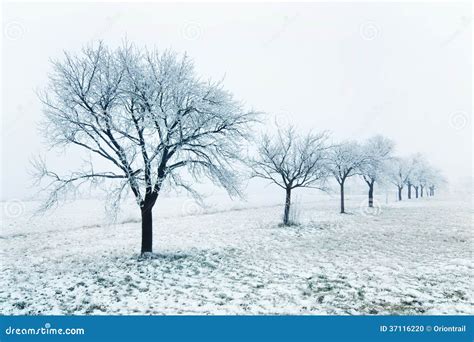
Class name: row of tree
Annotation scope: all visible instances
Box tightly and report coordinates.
[35,43,444,254]
[251,127,444,225]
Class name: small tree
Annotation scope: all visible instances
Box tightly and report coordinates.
[405,154,428,199]
[416,163,432,197]
[410,155,430,198]
[34,42,257,254]
[386,157,413,201]
[359,135,394,207]
[406,178,413,199]
[251,126,330,226]
[327,141,367,213]
[426,167,446,197]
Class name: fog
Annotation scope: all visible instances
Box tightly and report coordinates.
[1,2,471,201]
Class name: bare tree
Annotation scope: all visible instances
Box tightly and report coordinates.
[251,125,330,226]
[410,155,430,198]
[404,155,417,199]
[405,154,427,199]
[34,42,258,254]
[327,141,367,213]
[426,167,446,197]
[406,180,413,199]
[386,157,413,201]
[416,163,433,198]
[359,135,394,207]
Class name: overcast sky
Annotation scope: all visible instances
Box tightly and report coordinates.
[1,2,471,201]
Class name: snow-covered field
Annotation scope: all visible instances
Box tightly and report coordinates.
[0,194,472,315]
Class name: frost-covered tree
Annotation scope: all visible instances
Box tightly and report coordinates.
[251,126,330,225]
[416,163,436,197]
[34,42,257,254]
[386,157,414,201]
[359,135,394,207]
[410,155,430,198]
[404,154,420,199]
[405,153,430,199]
[425,167,446,197]
[327,141,367,213]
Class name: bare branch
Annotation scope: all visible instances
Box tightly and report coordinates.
[251,124,330,191]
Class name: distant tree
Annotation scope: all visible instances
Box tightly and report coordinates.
[327,141,367,213]
[34,42,258,254]
[418,165,437,197]
[413,182,419,198]
[251,125,330,225]
[406,178,413,199]
[359,135,394,207]
[386,157,413,201]
[410,155,431,198]
[404,154,423,199]
[426,167,446,197]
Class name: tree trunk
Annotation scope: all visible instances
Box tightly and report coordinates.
[420,185,424,197]
[407,183,412,199]
[368,182,374,208]
[140,193,158,254]
[398,186,402,201]
[140,189,158,254]
[141,206,153,254]
[340,182,345,213]
[415,186,419,198]
[283,187,291,225]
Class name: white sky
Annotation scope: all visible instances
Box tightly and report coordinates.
[1,2,472,200]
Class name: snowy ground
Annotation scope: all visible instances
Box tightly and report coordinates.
[0,193,472,315]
